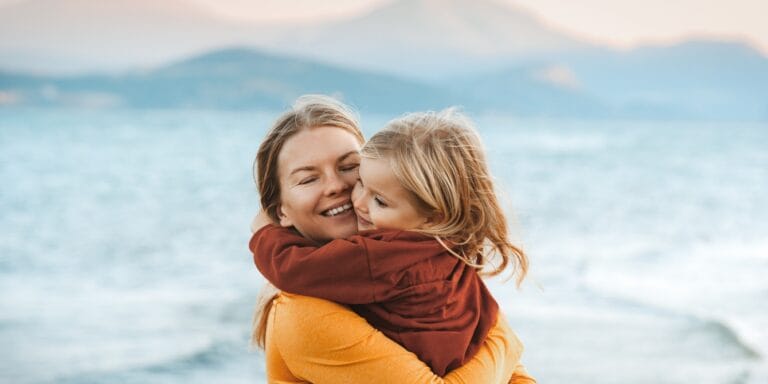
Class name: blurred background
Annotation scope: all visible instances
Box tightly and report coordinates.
[1,0,766,383]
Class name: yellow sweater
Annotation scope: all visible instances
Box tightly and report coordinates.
[265,293,535,383]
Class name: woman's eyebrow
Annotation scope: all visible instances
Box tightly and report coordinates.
[289,166,316,176]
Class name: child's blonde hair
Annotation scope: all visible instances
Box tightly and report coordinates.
[361,109,528,284]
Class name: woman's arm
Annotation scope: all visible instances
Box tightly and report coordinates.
[269,293,524,384]
[509,363,537,384]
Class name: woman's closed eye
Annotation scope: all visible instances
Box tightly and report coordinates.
[297,176,317,185]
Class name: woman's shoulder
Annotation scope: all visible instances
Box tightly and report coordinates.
[275,292,353,318]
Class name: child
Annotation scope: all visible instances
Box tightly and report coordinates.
[250,109,529,376]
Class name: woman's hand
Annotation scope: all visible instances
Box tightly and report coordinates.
[251,210,273,233]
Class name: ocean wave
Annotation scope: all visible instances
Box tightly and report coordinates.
[696,317,762,359]
[577,282,764,361]
[50,339,237,384]
[142,339,249,373]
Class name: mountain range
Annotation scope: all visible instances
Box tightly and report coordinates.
[1,0,767,119]
[256,0,594,79]
[0,48,455,113]
[0,0,591,76]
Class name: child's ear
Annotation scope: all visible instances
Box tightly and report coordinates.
[276,205,293,227]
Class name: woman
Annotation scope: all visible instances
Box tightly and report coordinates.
[250,95,534,383]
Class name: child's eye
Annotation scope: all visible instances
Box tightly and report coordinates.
[374,197,388,207]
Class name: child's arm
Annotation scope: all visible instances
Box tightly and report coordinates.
[250,211,272,233]
[250,224,389,304]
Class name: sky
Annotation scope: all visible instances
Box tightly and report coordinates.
[187,0,768,54]
[1,0,766,54]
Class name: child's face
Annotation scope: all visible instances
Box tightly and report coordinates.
[352,157,429,231]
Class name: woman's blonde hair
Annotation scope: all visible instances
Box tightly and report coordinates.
[251,95,364,349]
[361,109,528,283]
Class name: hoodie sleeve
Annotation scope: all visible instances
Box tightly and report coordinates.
[250,224,396,304]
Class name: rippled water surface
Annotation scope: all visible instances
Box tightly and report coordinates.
[1,108,766,383]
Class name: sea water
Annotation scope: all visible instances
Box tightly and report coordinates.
[0,108,765,383]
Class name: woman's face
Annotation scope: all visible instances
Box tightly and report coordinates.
[276,126,362,242]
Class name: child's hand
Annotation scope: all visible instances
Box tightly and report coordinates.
[251,211,273,233]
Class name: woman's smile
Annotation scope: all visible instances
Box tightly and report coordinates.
[321,202,353,217]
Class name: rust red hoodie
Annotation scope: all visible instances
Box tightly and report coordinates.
[250,224,499,375]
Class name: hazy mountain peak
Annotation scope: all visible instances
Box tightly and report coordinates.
[259,0,588,78]
[635,38,766,59]
[349,0,577,52]
[378,0,539,24]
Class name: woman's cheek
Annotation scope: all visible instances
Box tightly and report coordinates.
[298,185,321,212]
[283,186,317,220]
[344,170,359,185]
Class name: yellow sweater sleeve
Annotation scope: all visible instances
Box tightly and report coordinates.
[509,363,537,384]
[266,293,533,384]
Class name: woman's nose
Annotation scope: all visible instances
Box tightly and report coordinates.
[325,172,350,196]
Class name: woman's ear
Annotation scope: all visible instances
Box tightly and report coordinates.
[276,204,293,227]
